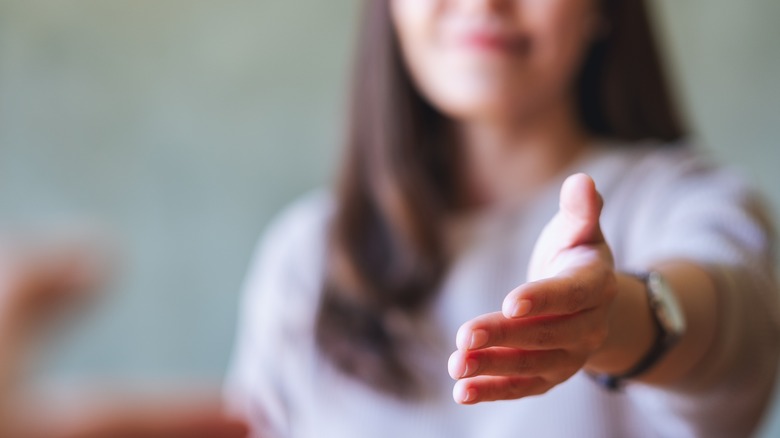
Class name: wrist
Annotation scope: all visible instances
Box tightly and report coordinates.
[584,273,657,375]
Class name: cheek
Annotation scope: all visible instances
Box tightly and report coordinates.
[391,1,465,111]
[390,1,439,77]
[390,0,440,46]
[521,2,599,95]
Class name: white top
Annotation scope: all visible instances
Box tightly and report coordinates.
[225,143,780,438]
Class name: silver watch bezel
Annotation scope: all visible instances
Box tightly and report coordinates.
[647,271,686,338]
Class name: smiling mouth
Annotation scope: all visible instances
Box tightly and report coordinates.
[458,32,533,56]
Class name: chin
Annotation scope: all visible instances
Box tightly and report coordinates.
[423,73,529,119]
[434,93,521,122]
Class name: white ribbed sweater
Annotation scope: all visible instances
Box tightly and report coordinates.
[226,143,780,438]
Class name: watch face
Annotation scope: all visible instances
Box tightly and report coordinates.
[649,272,686,334]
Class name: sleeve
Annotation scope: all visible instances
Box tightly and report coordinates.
[223,192,331,438]
[619,149,780,438]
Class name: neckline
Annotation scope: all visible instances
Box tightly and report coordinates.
[443,140,615,257]
[463,139,612,222]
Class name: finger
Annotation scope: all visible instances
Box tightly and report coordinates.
[503,263,615,318]
[456,310,603,351]
[448,347,571,379]
[557,173,605,247]
[453,375,551,404]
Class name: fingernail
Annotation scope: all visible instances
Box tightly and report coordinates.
[469,329,488,349]
[511,299,533,318]
[447,352,461,380]
[462,358,478,378]
[454,383,478,404]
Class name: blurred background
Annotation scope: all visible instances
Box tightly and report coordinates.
[0,0,778,435]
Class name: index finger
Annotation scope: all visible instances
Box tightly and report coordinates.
[502,264,615,318]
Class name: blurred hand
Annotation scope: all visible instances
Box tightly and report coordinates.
[0,238,250,438]
[0,237,109,395]
[0,237,107,341]
[8,397,248,438]
[448,174,618,403]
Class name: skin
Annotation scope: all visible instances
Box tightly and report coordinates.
[391,0,719,404]
[0,241,248,438]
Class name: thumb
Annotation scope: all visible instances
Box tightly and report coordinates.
[557,173,604,248]
[526,173,607,282]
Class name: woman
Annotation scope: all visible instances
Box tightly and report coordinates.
[227,0,780,436]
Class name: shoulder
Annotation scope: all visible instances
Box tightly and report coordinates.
[240,189,335,312]
[252,189,335,271]
[260,189,335,251]
[592,140,775,267]
[590,140,761,207]
[594,140,713,178]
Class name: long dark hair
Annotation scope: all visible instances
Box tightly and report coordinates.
[315,0,686,398]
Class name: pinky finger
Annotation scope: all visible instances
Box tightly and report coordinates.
[453,375,552,404]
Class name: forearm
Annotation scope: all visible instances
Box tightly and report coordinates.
[585,261,719,387]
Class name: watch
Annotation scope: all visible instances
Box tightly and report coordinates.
[593,271,687,390]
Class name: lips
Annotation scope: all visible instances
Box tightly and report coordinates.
[456,30,531,55]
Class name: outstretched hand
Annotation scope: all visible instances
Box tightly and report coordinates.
[448,173,618,403]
